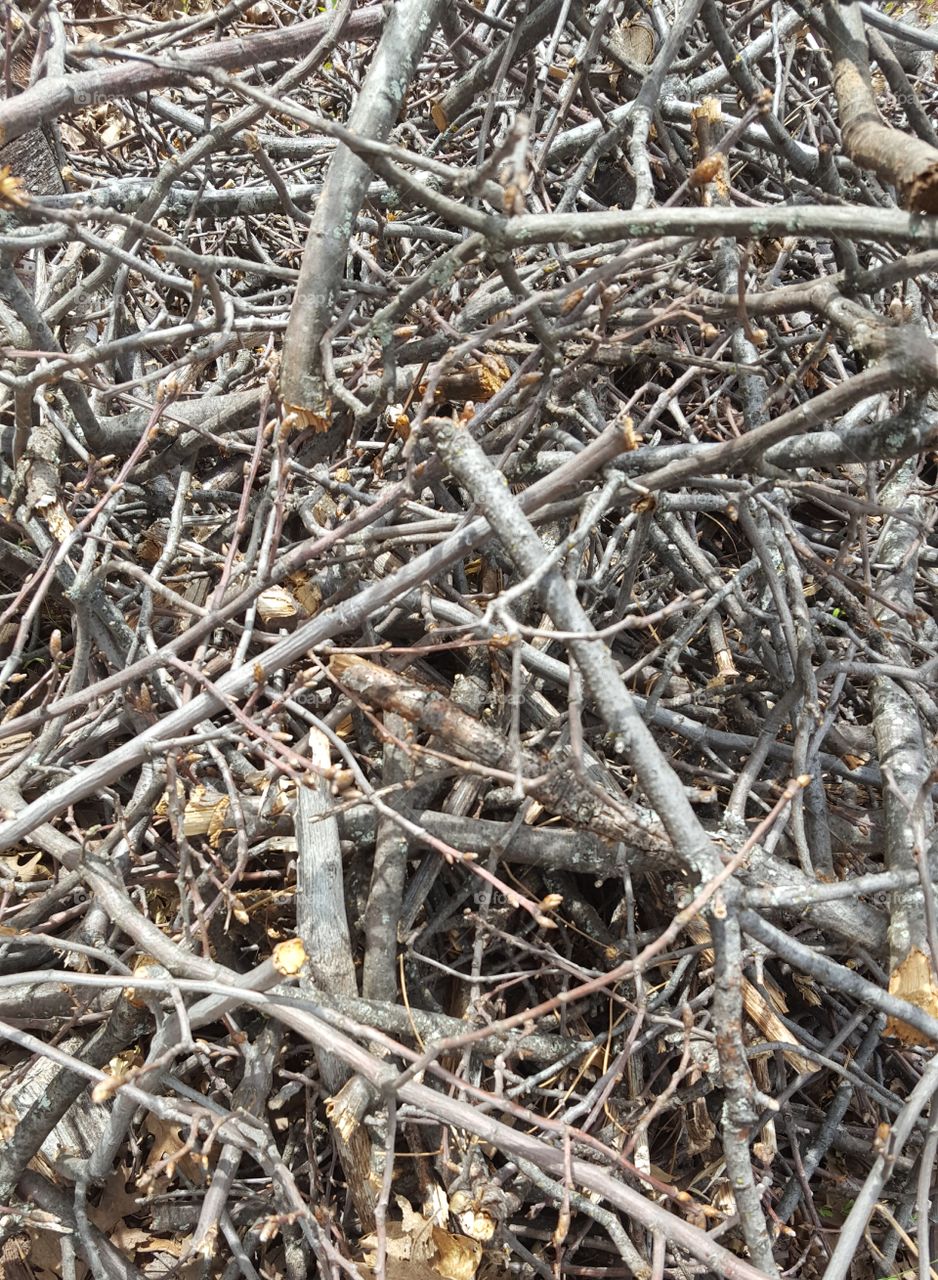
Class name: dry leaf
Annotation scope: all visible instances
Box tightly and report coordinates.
[110,1224,187,1256]
[140,1114,207,1187]
[399,1196,437,1262]
[89,1163,140,1235]
[282,404,332,433]
[100,117,125,149]
[431,1225,482,1280]
[25,1224,81,1280]
[359,1262,453,1280]
[2,848,45,882]
[361,1197,482,1280]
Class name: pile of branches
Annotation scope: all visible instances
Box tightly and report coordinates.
[1,1,938,1277]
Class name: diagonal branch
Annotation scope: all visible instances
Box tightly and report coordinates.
[279,0,448,417]
[824,0,938,212]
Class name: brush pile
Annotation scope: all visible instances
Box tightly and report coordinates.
[1,2,938,1278]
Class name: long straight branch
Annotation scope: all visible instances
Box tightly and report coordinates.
[279,0,447,414]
